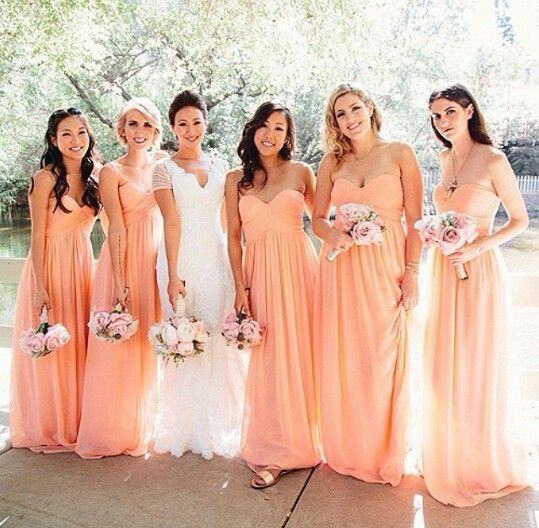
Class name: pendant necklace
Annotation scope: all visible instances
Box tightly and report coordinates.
[445,142,475,200]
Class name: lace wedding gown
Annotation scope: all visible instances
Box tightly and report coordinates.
[152,157,246,459]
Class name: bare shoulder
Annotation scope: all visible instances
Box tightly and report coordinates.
[484,145,507,163]
[318,152,337,173]
[289,160,313,176]
[484,145,512,175]
[32,167,56,188]
[226,167,243,186]
[99,162,122,184]
[384,141,415,160]
[33,169,56,185]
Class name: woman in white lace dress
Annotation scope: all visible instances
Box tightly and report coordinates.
[152,90,246,459]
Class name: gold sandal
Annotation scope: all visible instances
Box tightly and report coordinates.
[250,466,292,489]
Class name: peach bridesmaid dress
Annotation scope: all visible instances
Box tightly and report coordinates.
[76,180,161,458]
[422,182,528,506]
[239,189,320,470]
[11,196,96,452]
[315,174,409,485]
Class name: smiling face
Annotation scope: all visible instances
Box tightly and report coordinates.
[253,110,288,157]
[171,106,207,149]
[334,93,373,141]
[122,109,157,150]
[52,115,90,162]
[429,97,474,143]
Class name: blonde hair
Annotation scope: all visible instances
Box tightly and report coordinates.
[115,97,162,149]
[323,83,382,162]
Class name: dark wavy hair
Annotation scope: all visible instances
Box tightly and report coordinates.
[237,102,296,190]
[31,108,100,215]
[428,84,493,148]
[168,90,208,126]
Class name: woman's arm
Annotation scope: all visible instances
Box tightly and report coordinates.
[397,143,424,310]
[99,165,128,308]
[225,170,250,315]
[28,169,55,314]
[154,187,185,309]
[449,150,529,264]
[301,163,316,220]
[312,153,354,250]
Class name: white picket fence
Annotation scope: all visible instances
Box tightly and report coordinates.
[518,175,539,194]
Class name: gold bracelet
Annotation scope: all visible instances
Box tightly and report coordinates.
[404,261,419,273]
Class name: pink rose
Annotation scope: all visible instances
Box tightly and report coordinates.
[415,218,442,247]
[177,342,195,356]
[21,332,46,354]
[337,210,355,232]
[44,332,62,351]
[88,311,110,334]
[43,325,69,351]
[455,215,477,241]
[222,320,240,340]
[107,312,136,338]
[453,215,467,229]
[48,324,70,344]
[224,312,237,324]
[239,319,262,341]
[351,221,381,245]
[439,226,464,254]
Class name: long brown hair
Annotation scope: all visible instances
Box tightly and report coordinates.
[428,84,493,147]
[323,83,382,163]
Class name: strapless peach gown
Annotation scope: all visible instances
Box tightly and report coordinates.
[11,197,96,452]
[314,174,409,485]
[422,182,528,506]
[239,189,320,469]
[76,182,161,458]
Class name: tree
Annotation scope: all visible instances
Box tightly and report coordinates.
[0,0,535,208]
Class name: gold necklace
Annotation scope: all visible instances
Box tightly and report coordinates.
[352,142,378,163]
[446,142,475,200]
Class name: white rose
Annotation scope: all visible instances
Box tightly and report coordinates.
[162,324,179,347]
[176,319,195,343]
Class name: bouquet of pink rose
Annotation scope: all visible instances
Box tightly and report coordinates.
[326,202,386,262]
[88,303,138,343]
[221,311,264,350]
[19,307,70,358]
[148,296,210,365]
[414,211,478,280]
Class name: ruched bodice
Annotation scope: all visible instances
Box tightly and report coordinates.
[45,196,96,237]
[433,182,500,235]
[239,189,305,241]
[118,181,160,226]
[331,174,404,224]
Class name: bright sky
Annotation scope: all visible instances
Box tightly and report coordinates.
[507,0,538,54]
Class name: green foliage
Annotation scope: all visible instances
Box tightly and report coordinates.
[0,0,535,208]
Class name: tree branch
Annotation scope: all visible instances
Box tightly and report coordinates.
[64,72,113,129]
[206,75,266,110]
